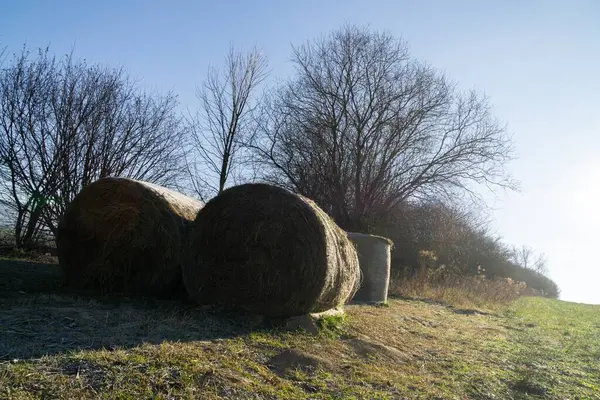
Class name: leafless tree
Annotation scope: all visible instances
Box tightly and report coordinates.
[251,25,517,230]
[510,245,548,275]
[0,46,186,248]
[188,46,268,200]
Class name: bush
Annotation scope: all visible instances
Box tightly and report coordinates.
[501,263,560,298]
[390,267,529,309]
[374,201,561,300]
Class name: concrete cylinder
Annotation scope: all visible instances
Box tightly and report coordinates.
[346,232,393,304]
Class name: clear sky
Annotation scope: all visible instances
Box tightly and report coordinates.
[2,0,599,304]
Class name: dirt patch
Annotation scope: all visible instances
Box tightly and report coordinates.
[451,308,491,316]
[511,379,548,396]
[268,349,332,377]
[346,334,409,363]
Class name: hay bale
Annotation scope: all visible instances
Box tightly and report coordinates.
[346,232,393,304]
[183,183,360,317]
[56,177,204,294]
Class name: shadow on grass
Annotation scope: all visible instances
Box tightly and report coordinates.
[0,259,264,360]
[387,293,493,316]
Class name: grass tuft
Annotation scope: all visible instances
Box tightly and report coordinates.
[316,314,348,339]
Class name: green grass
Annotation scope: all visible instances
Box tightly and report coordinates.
[500,298,600,398]
[1,260,599,399]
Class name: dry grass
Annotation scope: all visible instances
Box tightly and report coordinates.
[389,268,528,310]
[0,247,58,265]
[1,259,599,399]
[388,250,534,310]
[183,183,360,317]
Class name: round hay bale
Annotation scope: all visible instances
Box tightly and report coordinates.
[346,232,393,304]
[183,183,360,317]
[56,177,204,294]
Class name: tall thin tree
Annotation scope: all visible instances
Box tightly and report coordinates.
[188,46,268,200]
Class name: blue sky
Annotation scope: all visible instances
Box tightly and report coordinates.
[3,0,599,304]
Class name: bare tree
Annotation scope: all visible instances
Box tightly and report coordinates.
[188,46,268,200]
[251,25,516,231]
[510,245,548,275]
[0,46,187,248]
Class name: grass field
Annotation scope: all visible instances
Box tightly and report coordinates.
[0,258,598,399]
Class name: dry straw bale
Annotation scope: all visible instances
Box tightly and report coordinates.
[183,183,361,317]
[57,177,204,294]
[346,232,394,304]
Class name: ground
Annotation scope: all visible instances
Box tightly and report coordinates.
[0,258,599,399]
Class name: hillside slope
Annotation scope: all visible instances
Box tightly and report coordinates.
[0,259,599,399]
